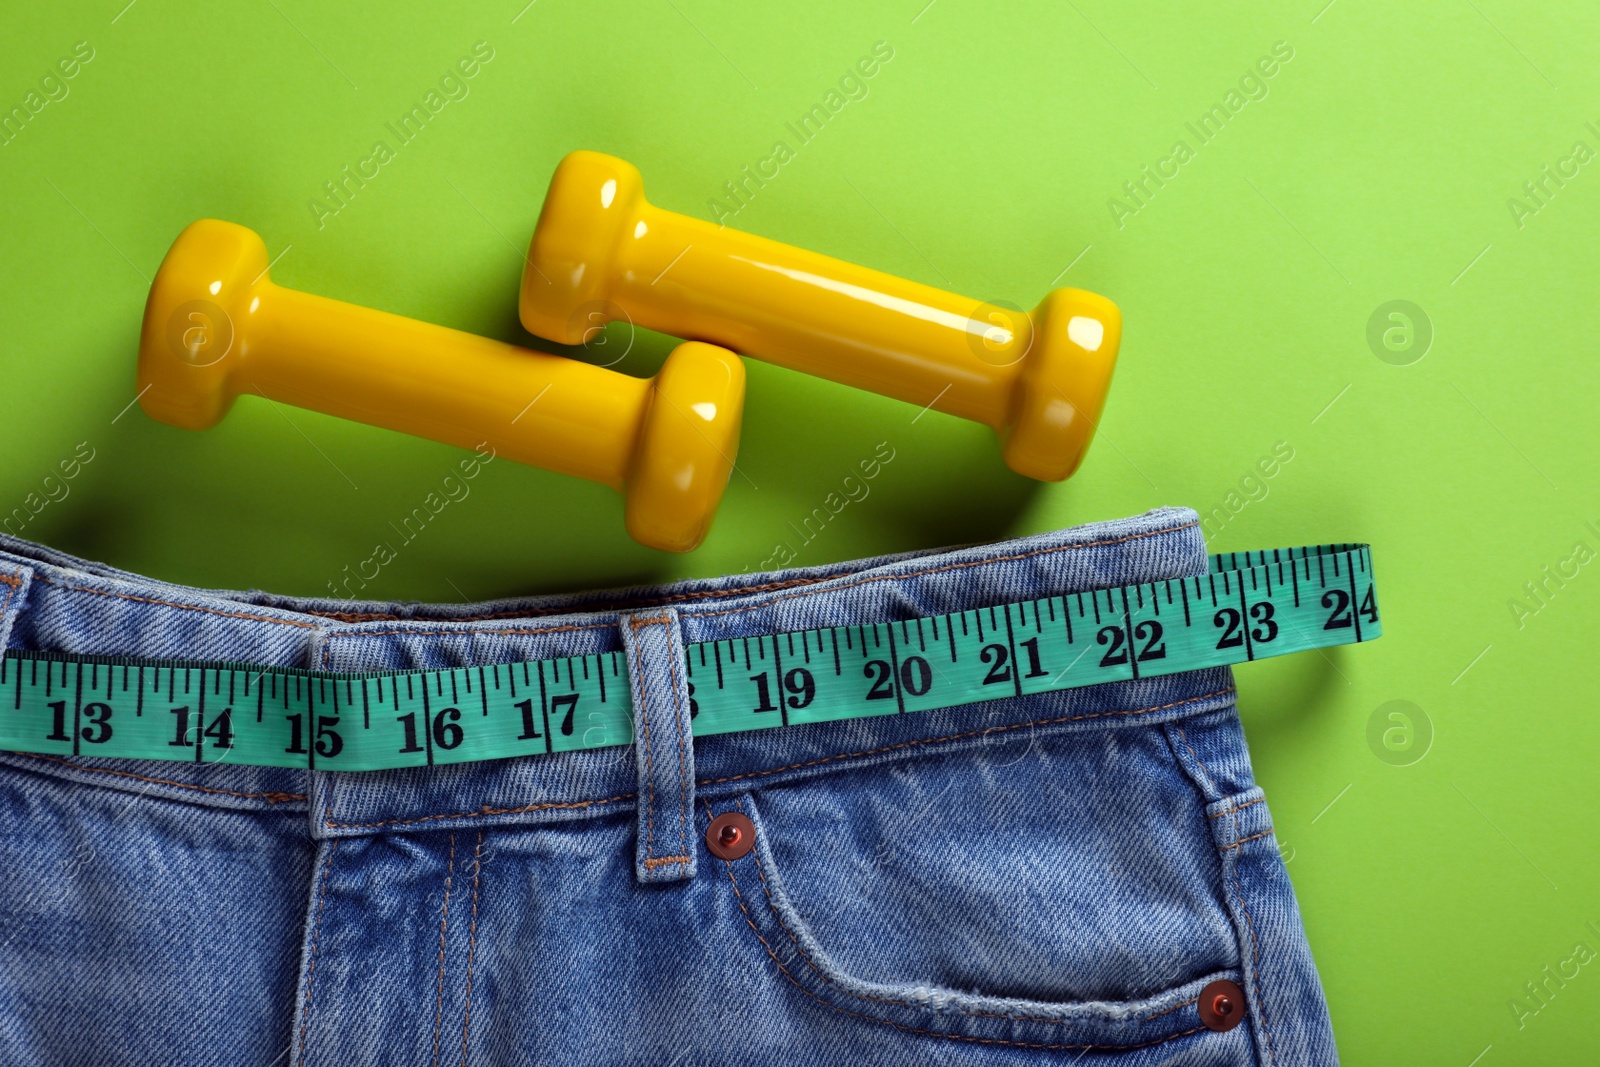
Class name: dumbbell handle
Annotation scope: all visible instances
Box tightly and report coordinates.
[522,152,1120,481]
[141,219,746,553]
[244,285,646,490]
[613,211,1011,425]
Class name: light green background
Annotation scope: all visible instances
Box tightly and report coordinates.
[2,2,1596,1061]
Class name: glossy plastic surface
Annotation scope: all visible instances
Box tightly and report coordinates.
[519,151,1121,481]
[138,219,744,553]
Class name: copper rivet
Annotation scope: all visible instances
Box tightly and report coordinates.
[1197,979,1247,1032]
[706,812,755,860]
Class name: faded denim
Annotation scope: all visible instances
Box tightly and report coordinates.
[0,506,1337,1065]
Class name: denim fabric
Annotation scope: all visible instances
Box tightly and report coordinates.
[0,506,1337,1065]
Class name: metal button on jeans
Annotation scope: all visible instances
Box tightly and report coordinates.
[706,812,755,860]
[1198,979,1247,1032]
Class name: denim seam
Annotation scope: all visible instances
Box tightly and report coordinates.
[629,612,692,874]
[297,839,338,1067]
[10,753,307,803]
[1208,796,1265,820]
[276,521,1199,624]
[460,829,483,1067]
[0,571,22,622]
[1220,828,1276,851]
[327,622,613,643]
[716,834,1210,1052]
[323,791,637,830]
[631,616,661,870]
[719,796,1205,1028]
[1142,994,1204,1021]
[431,832,456,1067]
[290,573,878,624]
[12,524,1194,651]
[1169,723,1220,797]
[10,523,1195,654]
[316,691,1234,832]
[696,689,1236,788]
[0,570,26,668]
[1224,789,1281,1064]
[665,631,690,865]
[1160,721,1281,1060]
[681,523,1200,621]
[1232,855,1281,1065]
[33,574,319,629]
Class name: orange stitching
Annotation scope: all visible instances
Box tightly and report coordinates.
[323,790,636,830]
[296,583,818,622]
[1171,724,1218,796]
[75,519,1193,629]
[9,522,1195,704]
[296,574,870,623]
[0,573,21,648]
[666,633,690,863]
[1234,856,1279,1064]
[1208,796,1265,820]
[308,608,434,622]
[722,797,1205,1028]
[719,843,1208,1051]
[316,690,1232,832]
[696,689,1236,788]
[275,528,1193,624]
[1143,994,1203,1021]
[729,795,833,986]
[331,622,613,641]
[1164,716,1276,1057]
[683,523,1199,621]
[431,832,456,1067]
[41,577,319,629]
[459,830,483,1067]
[631,609,693,871]
[12,753,306,802]
[297,840,338,1067]
[636,634,659,868]
[1220,828,1276,852]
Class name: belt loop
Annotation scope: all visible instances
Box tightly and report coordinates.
[620,607,696,884]
[0,562,35,654]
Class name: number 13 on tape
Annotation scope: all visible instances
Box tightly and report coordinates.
[0,545,1378,771]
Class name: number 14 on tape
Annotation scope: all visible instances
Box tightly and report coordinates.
[0,545,1378,771]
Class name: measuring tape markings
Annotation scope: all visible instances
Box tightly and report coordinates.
[0,545,1379,772]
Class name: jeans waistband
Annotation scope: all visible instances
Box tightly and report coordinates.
[0,506,1239,843]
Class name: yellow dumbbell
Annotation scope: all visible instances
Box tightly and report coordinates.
[519,151,1121,481]
[138,219,745,552]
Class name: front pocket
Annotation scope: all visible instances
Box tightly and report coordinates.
[708,724,1250,1055]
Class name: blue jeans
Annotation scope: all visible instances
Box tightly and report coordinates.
[0,506,1337,1065]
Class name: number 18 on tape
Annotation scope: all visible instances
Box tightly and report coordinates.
[0,544,1379,772]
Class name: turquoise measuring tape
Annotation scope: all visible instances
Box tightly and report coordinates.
[0,544,1378,772]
